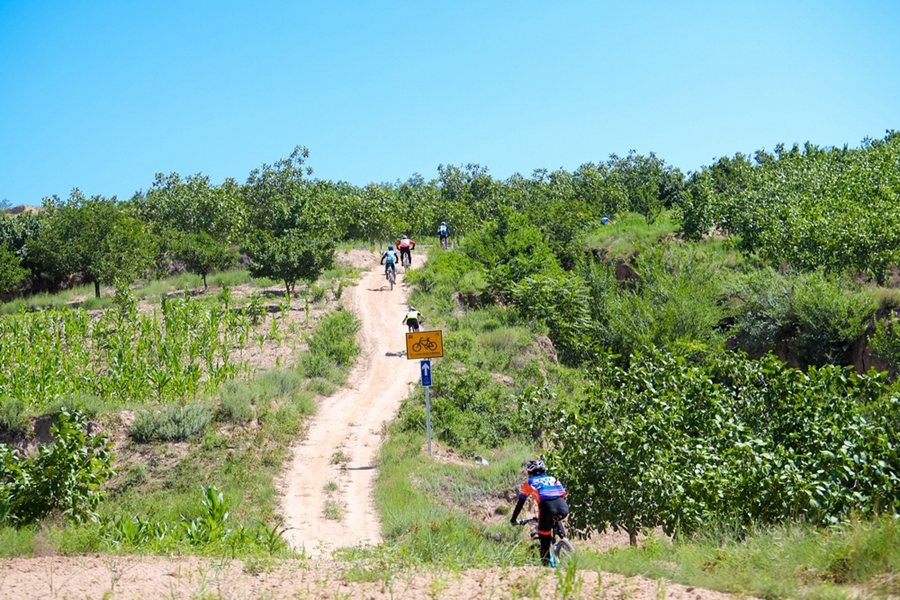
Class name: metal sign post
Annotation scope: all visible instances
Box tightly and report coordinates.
[421,359,433,455]
[408,331,442,457]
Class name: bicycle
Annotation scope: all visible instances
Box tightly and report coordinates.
[517,516,574,567]
[386,268,396,291]
[439,236,449,251]
[411,337,437,352]
[401,253,411,273]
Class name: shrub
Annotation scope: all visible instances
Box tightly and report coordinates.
[131,404,213,442]
[218,383,254,423]
[871,316,900,371]
[0,398,28,436]
[792,271,876,366]
[0,409,115,526]
[305,307,361,367]
[548,350,899,544]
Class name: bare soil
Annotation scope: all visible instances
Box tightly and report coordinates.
[281,251,419,555]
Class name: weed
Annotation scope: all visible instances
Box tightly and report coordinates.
[330,450,349,467]
[323,499,342,521]
[131,403,213,442]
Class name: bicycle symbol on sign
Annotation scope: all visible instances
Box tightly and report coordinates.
[412,337,438,353]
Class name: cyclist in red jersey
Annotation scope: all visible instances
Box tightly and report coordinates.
[510,458,569,566]
[396,235,416,267]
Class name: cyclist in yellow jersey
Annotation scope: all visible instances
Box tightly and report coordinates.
[403,306,425,332]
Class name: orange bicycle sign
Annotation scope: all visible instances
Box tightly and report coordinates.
[406,330,444,359]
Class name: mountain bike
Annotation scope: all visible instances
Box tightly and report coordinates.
[386,268,396,291]
[439,235,449,251]
[401,252,411,273]
[517,516,574,567]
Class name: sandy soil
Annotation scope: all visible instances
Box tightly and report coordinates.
[281,251,420,555]
[0,555,749,599]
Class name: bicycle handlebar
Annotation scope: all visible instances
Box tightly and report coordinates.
[517,517,538,525]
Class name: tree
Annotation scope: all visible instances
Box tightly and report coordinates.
[169,231,238,289]
[0,244,29,295]
[137,173,245,245]
[29,191,157,297]
[245,230,334,298]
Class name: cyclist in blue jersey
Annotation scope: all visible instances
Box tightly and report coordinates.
[380,245,399,277]
[510,458,569,566]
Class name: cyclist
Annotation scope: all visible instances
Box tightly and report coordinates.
[403,306,425,332]
[437,222,450,248]
[396,235,417,267]
[380,245,399,279]
[509,458,569,566]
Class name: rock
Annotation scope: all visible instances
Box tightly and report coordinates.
[491,373,515,387]
[535,336,558,364]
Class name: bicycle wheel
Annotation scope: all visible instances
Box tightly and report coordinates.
[555,538,575,559]
[389,271,395,290]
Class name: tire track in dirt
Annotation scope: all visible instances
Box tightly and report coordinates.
[281,256,420,555]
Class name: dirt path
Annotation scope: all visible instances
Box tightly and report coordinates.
[281,254,420,555]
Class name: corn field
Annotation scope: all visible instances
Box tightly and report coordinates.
[0,293,266,408]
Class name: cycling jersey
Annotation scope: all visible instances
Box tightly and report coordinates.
[519,474,567,504]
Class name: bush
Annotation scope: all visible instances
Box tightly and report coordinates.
[305,307,361,367]
[0,398,28,436]
[548,350,899,544]
[218,383,254,423]
[0,409,115,526]
[131,404,212,442]
[871,316,900,371]
[728,269,877,366]
[792,271,876,366]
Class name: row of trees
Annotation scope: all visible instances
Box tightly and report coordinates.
[680,130,900,283]
[3,131,897,300]
[0,147,684,299]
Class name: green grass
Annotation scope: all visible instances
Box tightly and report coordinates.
[583,211,679,256]
[362,428,535,570]
[573,518,900,600]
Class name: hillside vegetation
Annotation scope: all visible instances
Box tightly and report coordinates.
[2,131,900,598]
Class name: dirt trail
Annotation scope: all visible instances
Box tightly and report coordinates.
[281,254,420,555]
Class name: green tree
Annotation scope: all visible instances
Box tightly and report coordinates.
[138,173,245,244]
[0,244,29,295]
[0,409,115,526]
[169,231,238,289]
[245,230,334,298]
[29,191,157,297]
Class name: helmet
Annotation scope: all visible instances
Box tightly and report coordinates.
[441,222,446,226]
[409,306,416,311]
[401,234,409,240]
[388,245,394,250]
[524,458,546,475]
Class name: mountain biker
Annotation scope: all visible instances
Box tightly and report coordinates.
[510,458,569,566]
[403,306,425,332]
[380,245,399,278]
[396,235,416,266]
[601,214,611,225]
[437,222,450,246]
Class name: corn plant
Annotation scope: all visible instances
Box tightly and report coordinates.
[0,294,254,411]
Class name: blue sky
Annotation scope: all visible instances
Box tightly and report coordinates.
[1,0,898,205]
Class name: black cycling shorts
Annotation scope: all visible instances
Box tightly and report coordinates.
[538,497,569,533]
